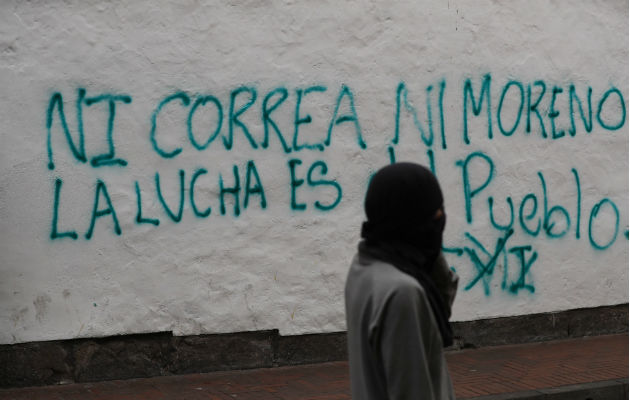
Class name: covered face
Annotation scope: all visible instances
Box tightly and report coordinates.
[361,162,446,266]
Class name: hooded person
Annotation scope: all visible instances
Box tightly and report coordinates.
[345,162,459,400]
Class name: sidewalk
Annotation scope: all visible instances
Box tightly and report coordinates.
[1,334,627,400]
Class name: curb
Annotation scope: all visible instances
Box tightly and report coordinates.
[462,378,628,400]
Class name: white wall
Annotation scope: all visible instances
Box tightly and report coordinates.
[0,0,627,344]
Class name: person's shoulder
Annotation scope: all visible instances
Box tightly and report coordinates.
[348,256,425,298]
[388,274,425,302]
[370,261,425,298]
[356,257,408,281]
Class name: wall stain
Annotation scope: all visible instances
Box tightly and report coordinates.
[10,307,28,327]
[33,294,51,322]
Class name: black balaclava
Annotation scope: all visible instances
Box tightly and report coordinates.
[359,162,452,347]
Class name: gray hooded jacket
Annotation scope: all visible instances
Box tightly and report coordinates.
[345,252,458,400]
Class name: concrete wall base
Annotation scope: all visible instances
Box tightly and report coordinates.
[1,304,627,388]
